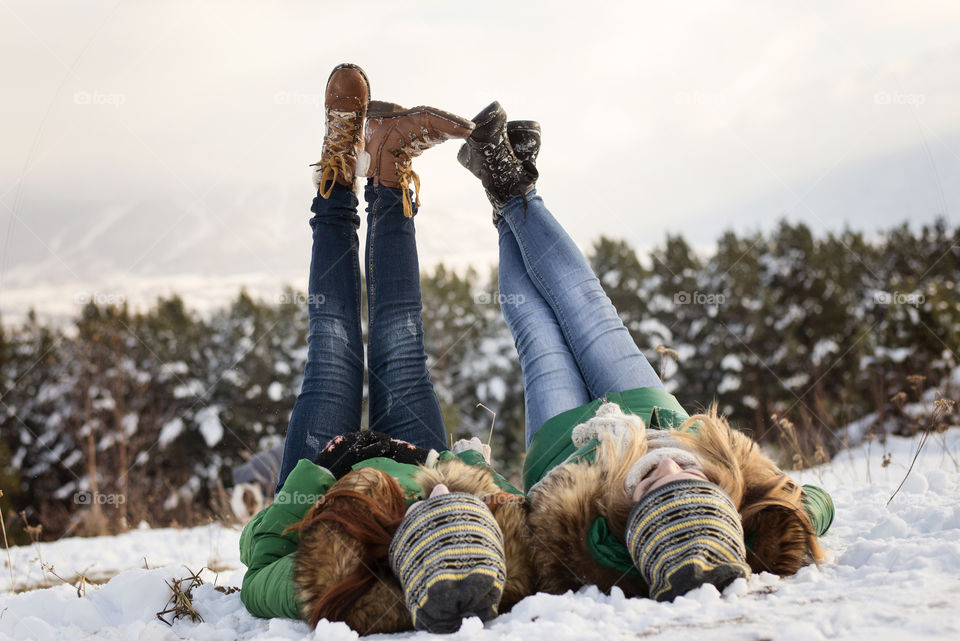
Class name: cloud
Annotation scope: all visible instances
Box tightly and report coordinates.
[1,0,959,318]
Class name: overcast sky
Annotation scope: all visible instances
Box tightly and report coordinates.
[1,0,958,319]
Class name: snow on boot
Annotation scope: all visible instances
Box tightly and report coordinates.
[359,100,474,217]
[507,120,542,171]
[311,63,371,197]
[457,102,537,223]
[458,119,541,211]
[460,120,542,170]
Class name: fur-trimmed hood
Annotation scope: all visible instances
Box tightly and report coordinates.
[293,456,537,634]
[527,459,649,597]
[292,466,410,634]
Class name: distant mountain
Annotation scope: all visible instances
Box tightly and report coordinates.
[1,137,957,323]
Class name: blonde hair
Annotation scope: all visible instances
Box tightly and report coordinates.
[594,405,824,576]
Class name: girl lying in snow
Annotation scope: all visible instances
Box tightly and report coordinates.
[239,63,533,635]
[456,100,834,599]
[238,63,834,635]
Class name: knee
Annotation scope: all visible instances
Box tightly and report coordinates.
[308,315,359,353]
[369,312,425,358]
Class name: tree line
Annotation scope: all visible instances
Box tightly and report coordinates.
[1,218,957,541]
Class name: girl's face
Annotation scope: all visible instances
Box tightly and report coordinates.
[632,457,709,502]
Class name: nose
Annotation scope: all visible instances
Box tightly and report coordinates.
[653,457,684,478]
[429,483,450,498]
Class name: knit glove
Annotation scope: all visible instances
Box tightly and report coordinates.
[451,437,492,464]
[571,402,645,448]
[313,431,430,478]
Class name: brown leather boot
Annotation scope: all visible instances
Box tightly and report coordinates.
[311,63,370,198]
[359,100,474,217]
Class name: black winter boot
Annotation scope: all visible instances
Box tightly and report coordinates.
[458,120,541,183]
[457,102,538,224]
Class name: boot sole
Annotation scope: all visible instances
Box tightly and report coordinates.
[326,63,371,99]
[368,100,473,129]
[507,120,541,133]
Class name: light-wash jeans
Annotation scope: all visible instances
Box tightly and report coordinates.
[496,190,663,446]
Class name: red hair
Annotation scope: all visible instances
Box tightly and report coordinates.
[288,469,407,626]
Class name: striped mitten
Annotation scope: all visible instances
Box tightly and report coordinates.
[388,492,506,632]
[625,479,750,601]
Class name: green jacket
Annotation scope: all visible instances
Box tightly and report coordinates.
[239,450,520,620]
[523,388,689,492]
[521,387,835,578]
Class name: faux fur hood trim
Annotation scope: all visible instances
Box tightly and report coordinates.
[527,461,649,597]
[293,522,410,634]
[292,467,410,634]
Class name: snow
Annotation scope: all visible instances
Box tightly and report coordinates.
[720,354,743,371]
[638,318,673,341]
[160,362,189,377]
[267,382,284,402]
[196,406,225,448]
[2,429,960,640]
[173,380,205,399]
[122,413,139,437]
[483,377,507,402]
[782,372,811,389]
[157,418,184,448]
[717,374,741,394]
[875,347,913,364]
[812,339,839,366]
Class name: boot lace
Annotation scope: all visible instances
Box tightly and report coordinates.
[394,129,442,217]
[481,138,522,192]
[396,159,421,219]
[312,110,362,199]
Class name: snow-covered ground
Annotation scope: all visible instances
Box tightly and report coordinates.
[2,428,960,641]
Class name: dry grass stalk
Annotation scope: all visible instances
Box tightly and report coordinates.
[157,566,205,626]
[21,512,47,586]
[655,344,679,382]
[0,490,13,593]
[476,402,497,446]
[887,387,956,507]
[213,585,239,595]
[863,430,876,483]
[773,413,805,469]
[886,427,931,507]
[19,510,94,597]
[34,560,94,597]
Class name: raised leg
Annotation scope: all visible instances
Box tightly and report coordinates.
[364,181,447,451]
[276,183,365,491]
[500,190,663,400]
[497,221,591,446]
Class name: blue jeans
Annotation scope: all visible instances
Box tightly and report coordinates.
[497,191,663,447]
[275,181,447,491]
